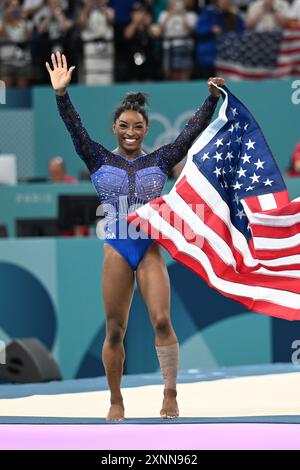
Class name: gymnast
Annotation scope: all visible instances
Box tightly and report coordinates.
[46,51,224,421]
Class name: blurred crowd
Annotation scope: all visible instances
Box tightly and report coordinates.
[1,0,300,87]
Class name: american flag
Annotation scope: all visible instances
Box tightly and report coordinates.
[127,87,300,321]
[215,28,300,79]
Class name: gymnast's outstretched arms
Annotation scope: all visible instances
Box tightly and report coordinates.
[156,77,225,174]
[46,51,107,174]
[45,51,76,97]
[45,51,225,177]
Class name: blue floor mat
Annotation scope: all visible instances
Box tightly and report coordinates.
[1,416,300,425]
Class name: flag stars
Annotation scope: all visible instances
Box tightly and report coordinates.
[235,122,241,131]
[231,107,238,117]
[237,167,247,178]
[201,152,210,161]
[213,151,223,162]
[214,138,224,148]
[232,181,243,190]
[245,139,255,150]
[241,153,251,164]
[235,135,242,145]
[225,151,234,161]
[244,123,249,131]
[245,185,254,192]
[263,178,273,186]
[236,209,246,219]
[226,140,231,147]
[254,158,265,170]
[228,124,235,133]
[233,193,240,204]
[229,165,235,173]
[213,167,222,177]
[249,173,260,183]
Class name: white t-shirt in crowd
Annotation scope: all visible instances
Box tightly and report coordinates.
[246,0,290,32]
[81,9,113,41]
[289,0,300,20]
[22,0,43,10]
[158,10,197,38]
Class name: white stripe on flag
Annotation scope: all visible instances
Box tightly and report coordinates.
[253,232,300,250]
[258,194,277,210]
[242,201,300,227]
[164,191,237,267]
[136,204,300,309]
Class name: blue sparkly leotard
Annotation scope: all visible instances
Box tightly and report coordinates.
[56,92,218,270]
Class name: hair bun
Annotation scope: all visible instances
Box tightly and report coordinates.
[123,92,148,107]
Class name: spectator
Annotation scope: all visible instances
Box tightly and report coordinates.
[232,0,252,14]
[35,0,73,46]
[157,0,198,80]
[286,143,300,177]
[185,0,200,13]
[48,156,78,182]
[288,0,300,24]
[194,0,244,79]
[147,0,168,22]
[246,0,290,32]
[0,0,5,16]
[0,0,32,87]
[124,2,157,81]
[79,0,114,84]
[109,0,137,81]
[32,0,76,84]
[22,0,44,20]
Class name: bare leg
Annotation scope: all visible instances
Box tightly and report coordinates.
[136,243,179,419]
[102,243,135,421]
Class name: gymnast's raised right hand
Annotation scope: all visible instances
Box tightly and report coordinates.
[45,51,75,96]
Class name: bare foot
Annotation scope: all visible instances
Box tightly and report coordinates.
[106,402,125,422]
[160,389,179,419]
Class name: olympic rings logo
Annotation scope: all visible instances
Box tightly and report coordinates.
[143,110,196,153]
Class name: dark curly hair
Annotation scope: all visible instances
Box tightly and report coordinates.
[113,92,149,125]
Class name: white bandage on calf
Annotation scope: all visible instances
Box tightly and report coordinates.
[155,342,179,390]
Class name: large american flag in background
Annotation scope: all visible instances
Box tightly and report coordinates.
[128,87,300,321]
[215,28,300,79]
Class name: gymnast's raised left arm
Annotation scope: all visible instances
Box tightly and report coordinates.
[158,77,224,173]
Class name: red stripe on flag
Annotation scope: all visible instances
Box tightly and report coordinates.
[251,221,300,239]
[249,237,300,260]
[277,60,300,67]
[175,177,247,272]
[243,190,290,213]
[130,192,300,295]
[129,212,300,321]
[279,47,300,55]
[274,191,291,207]
[215,67,274,80]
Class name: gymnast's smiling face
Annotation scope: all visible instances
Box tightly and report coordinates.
[113,110,148,157]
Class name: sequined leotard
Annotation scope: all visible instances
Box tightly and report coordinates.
[56,92,218,270]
